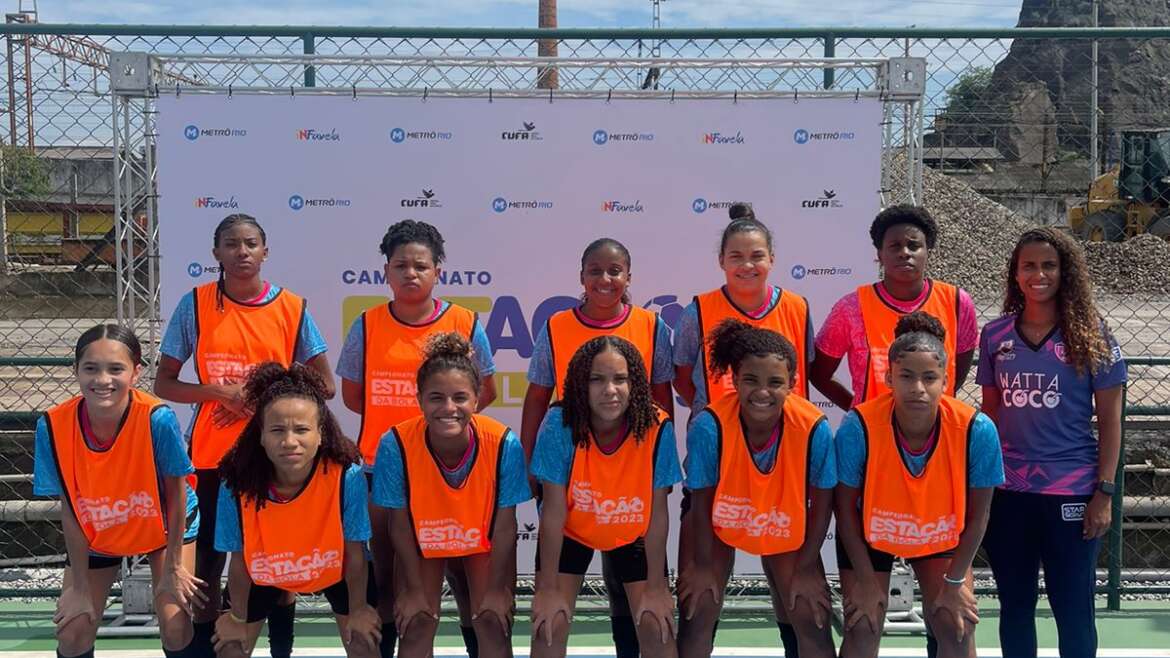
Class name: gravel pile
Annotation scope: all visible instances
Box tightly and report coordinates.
[894,161,1170,297]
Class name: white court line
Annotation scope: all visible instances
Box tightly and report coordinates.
[2,646,1170,650]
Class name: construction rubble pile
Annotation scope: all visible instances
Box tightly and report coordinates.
[913,163,1170,298]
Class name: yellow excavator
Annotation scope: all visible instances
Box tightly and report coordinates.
[1068,128,1170,241]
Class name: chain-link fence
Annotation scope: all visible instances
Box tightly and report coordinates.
[1,24,1168,606]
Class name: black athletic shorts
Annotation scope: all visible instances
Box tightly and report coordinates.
[240,570,378,623]
[195,468,221,550]
[834,535,954,573]
[536,535,650,584]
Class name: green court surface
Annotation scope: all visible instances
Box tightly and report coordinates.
[0,599,1167,653]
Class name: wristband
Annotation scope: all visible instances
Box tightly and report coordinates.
[228,610,247,624]
[942,573,966,586]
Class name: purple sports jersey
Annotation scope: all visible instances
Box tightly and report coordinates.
[976,315,1127,495]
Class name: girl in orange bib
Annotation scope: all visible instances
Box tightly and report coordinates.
[520,237,675,658]
[155,213,334,657]
[35,325,204,658]
[212,363,380,658]
[336,220,497,658]
[834,312,1003,658]
[676,320,835,658]
[528,336,682,658]
[371,333,528,658]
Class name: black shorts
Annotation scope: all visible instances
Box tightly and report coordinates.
[834,535,954,573]
[195,468,221,550]
[679,487,692,522]
[241,570,379,623]
[536,536,649,584]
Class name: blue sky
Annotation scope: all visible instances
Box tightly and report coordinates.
[40,0,1024,29]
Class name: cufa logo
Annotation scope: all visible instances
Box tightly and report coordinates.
[184,125,199,141]
[692,198,709,214]
[793,129,810,145]
[592,130,609,145]
[288,195,305,211]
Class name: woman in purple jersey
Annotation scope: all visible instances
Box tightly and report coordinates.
[977,228,1126,658]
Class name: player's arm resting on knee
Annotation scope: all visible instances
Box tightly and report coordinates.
[488,507,517,593]
[646,487,671,591]
[946,487,994,584]
[832,485,874,578]
[343,540,380,647]
[798,487,833,571]
[56,495,95,622]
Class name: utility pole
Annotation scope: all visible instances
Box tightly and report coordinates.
[1090,0,1099,177]
[537,0,557,89]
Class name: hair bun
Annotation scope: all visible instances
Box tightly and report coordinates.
[423,331,474,361]
[894,311,946,343]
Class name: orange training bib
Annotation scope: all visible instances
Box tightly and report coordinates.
[695,287,810,402]
[546,306,658,398]
[858,393,973,559]
[358,303,478,466]
[191,282,304,469]
[395,414,508,558]
[707,392,825,556]
[46,390,169,557]
[564,408,669,550]
[857,281,959,403]
[240,460,346,593]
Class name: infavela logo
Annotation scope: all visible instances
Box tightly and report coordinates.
[194,196,239,209]
[184,124,246,141]
[501,121,542,141]
[296,128,340,141]
[390,127,453,143]
[289,194,351,211]
[492,196,554,213]
[702,131,744,145]
[602,199,645,213]
[401,189,441,209]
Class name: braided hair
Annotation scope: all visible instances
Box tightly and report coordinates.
[889,311,948,368]
[212,214,267,311]
[559,336,659,448]
[380,219,446,265]
[416,332,481,393]
[218,362,357,509]
[706,319,798,383]
[1003,227,1112,376]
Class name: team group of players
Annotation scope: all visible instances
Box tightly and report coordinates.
[36,203,1125,658]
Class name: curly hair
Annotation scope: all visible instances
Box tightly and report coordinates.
[379,219,446,265]
[889,311,948,368]
[719,217,773,256]
[869,204,938,250]
[213,214,267,311]
[1003,227,1112,376]
[416,332,481,393]
[218,362,357,509]
[560,336,660,448]
[580,238,632,305]
[706,319,798,382]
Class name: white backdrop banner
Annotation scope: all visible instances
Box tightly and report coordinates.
[157,94,883,575]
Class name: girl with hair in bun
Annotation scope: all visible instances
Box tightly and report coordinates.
[521,238,674,658]
[528,336,681,658]
[211,363,379,658]
[336,219,497,658]
[671,215,815,656]
[371,333,528,658]
[835,312,1003,658]
[36,324,203,658]
[978,228,1126,658]
[676,320,836,658]
[155,213,333,657]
